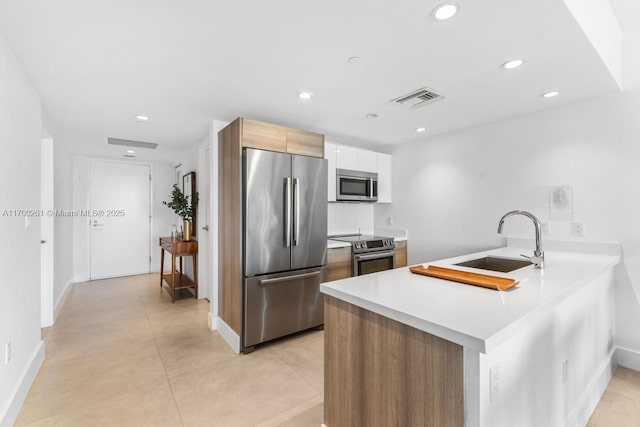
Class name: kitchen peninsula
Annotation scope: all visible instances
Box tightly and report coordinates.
[321,243,621,427]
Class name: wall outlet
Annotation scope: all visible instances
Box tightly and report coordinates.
[5,341,11,365]
[490,365,500,402]
[386,217,393,226]
[562,358,569,384]
[541,222,550,235]
[572,222,585,237]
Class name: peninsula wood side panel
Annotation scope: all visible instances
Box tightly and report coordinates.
[324,295,464,427]
[218,118,243,334]
[395,240,407,268]
[326,247,352,282]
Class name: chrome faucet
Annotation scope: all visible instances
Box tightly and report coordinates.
[497,210,545,269]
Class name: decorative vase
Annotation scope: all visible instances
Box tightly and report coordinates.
[183,220,193,241]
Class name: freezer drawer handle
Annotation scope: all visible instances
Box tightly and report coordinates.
[259,271,320,285]
[284,177,291,247]
[293,178,299,246]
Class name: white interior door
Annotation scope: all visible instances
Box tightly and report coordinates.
[41,137,54,326]
[90,160,150,279]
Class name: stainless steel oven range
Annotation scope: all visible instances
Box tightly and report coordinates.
[330,235,395,276]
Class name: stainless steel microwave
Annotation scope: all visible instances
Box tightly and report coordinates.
[336,169,378,202]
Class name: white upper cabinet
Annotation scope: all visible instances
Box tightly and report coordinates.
[326,143,392,203]
[336,145,358,170]
[376,153,392,203]
[325,142,337,202]
[357,149,377,173]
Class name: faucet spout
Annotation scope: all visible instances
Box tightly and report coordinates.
[496,210,544,268]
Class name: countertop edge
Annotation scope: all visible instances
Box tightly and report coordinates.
[321,283,486,353]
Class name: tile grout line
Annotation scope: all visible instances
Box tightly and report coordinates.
[135,274,187,427]
[270,343,325,396]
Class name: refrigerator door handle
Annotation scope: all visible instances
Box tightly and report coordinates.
[293,177,299,246]
[259,271,320,285]
[284,177,291,247]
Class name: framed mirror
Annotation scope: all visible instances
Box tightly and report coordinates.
[183,171,197,237]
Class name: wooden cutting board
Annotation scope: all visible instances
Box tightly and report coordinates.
[409,265,519,291]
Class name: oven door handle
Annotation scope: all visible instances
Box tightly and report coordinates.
[354,250,396,261]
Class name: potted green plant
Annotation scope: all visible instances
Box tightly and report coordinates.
[163,184,199,241]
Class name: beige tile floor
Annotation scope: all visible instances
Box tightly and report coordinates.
[15,273,639,426]
[16,274,323,427]
[588,367,640,427]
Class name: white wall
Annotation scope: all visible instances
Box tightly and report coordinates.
[375,83,640,357]
[328,203,374,235]
[172,142,201,281]
[0,34,44,426]
[72,156,175,281]
[53,141,74,308]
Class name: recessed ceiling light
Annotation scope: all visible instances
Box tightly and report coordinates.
[432,3,458,21]
[502,59,524,70]
[365,113,378,119]
[298,92,313,100]
[135,115,149,122]
[126,149,135,154]
[542,91,560,98]
[348,56,362,64]
[415,127,427,133]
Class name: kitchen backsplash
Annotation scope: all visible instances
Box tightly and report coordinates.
[327,203,374,236]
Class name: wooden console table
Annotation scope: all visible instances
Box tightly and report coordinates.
[159,237,198,303]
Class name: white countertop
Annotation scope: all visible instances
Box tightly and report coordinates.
[327,239,351,249]
[320,246,620,353]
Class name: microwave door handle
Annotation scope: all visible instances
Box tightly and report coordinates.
[284,177,291,247]
[293,178,299,246]
[369,178,374,197]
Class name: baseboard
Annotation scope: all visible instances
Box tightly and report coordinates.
[615,347,640,371]
[572,348,616,426]
[207,312,218,330]
[0,341,45,427]
[53,279,73,321]
[73,273,87,283]
[217,317,240,354]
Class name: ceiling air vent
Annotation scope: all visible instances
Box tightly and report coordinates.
[108,137,158,150]
[390,87,445,110]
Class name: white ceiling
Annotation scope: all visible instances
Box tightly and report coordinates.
[0,0,633,159]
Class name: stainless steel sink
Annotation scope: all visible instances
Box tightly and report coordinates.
[454,256,532,273]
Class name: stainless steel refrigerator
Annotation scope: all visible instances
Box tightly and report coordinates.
[243,148,327,352]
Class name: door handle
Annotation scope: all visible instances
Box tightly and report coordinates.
[40,240,46,244]
[284,177,291,247]
[202,225,209,231]
[259,271,320,285]
[354,250,396,261]
[293,178,299,246]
